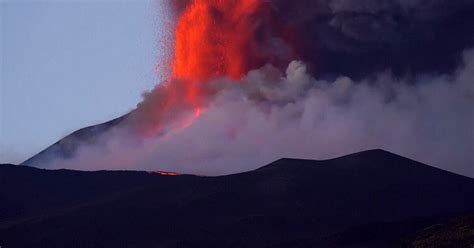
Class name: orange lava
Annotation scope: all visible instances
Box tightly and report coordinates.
[172,0,264,82]
[157,0,266,133]
[171,0,270,114]
[132,0,271,136]
[148,171,180,176]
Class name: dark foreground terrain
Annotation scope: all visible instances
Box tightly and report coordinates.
[1,149,474,248]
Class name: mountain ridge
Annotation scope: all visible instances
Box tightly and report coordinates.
[21,113,130,167]
[2,149,474,247]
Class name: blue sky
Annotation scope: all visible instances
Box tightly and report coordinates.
[1,0,169,164]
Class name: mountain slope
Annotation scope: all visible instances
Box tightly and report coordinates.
[2,149,474,248]
[22,113,129,167]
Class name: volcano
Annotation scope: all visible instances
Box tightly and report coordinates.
[22,113,129,168]
[4,149,474,247]
[21,0,474,176]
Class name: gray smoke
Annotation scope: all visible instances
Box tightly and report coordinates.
[43,48,474,177]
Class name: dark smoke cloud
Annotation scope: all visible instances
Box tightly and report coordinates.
[277,0,474,79]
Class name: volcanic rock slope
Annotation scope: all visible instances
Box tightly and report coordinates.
[2,149,474,248]
[22,114,128,168]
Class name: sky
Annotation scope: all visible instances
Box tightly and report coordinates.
[1,0,167,164]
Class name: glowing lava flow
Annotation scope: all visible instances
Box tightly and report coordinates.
[169,0,266,124]
[173,0,264,82]
[148,171,180,176]
[132,0,268,137]
[163,0,265,133]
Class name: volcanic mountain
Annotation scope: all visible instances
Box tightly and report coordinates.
[3,149,474,247]
[22,114,129,168]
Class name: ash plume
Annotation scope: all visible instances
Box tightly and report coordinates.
[23,0,474,177]
[36,50,474,177]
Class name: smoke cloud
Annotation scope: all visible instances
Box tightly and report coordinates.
[271,0,474,78]
[41,48,474,177]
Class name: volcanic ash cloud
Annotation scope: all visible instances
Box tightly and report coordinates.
[48,50,474,177]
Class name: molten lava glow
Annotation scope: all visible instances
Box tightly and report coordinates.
[172,0,263,82]
[133,0,269,137]
[168,0,267,130]
[156,0,264,133]
[148,171,180,176]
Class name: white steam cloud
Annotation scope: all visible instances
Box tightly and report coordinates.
[45,49,474,177]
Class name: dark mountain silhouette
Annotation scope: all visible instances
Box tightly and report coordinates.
[22,113,129,168]
[3,149,474,247]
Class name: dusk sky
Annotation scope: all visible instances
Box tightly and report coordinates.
[1,0,167,163]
